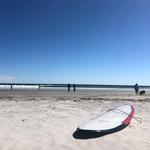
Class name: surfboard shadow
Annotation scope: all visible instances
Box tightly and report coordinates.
[73,129,107,139]
[73,124,128,139]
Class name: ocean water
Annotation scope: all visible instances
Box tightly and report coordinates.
[0,84,149,91]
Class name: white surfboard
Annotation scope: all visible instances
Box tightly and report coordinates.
[78,104,135,133]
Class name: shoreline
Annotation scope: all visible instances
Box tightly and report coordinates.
[0,89,150,102]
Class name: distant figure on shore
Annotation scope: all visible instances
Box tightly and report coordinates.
[67,83,70,92]
[73,84,76,92]
[134,83,139,95]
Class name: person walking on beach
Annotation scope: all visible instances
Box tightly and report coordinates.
[67,83,70,92]
[73,84,76,92]
[134,83,139,95]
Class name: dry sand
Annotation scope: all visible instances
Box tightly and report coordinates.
[0,89,149,150]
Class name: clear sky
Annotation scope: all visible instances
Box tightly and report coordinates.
[0,0,150,84]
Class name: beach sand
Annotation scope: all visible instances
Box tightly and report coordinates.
[0,89,149,150]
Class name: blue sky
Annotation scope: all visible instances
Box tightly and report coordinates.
[0,0,150,84]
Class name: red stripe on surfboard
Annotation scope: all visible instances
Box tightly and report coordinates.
[123,105,135,125]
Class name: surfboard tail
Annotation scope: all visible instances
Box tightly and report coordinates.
[122,105,135,125]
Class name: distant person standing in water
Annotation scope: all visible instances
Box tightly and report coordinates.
[134,83,139,95]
